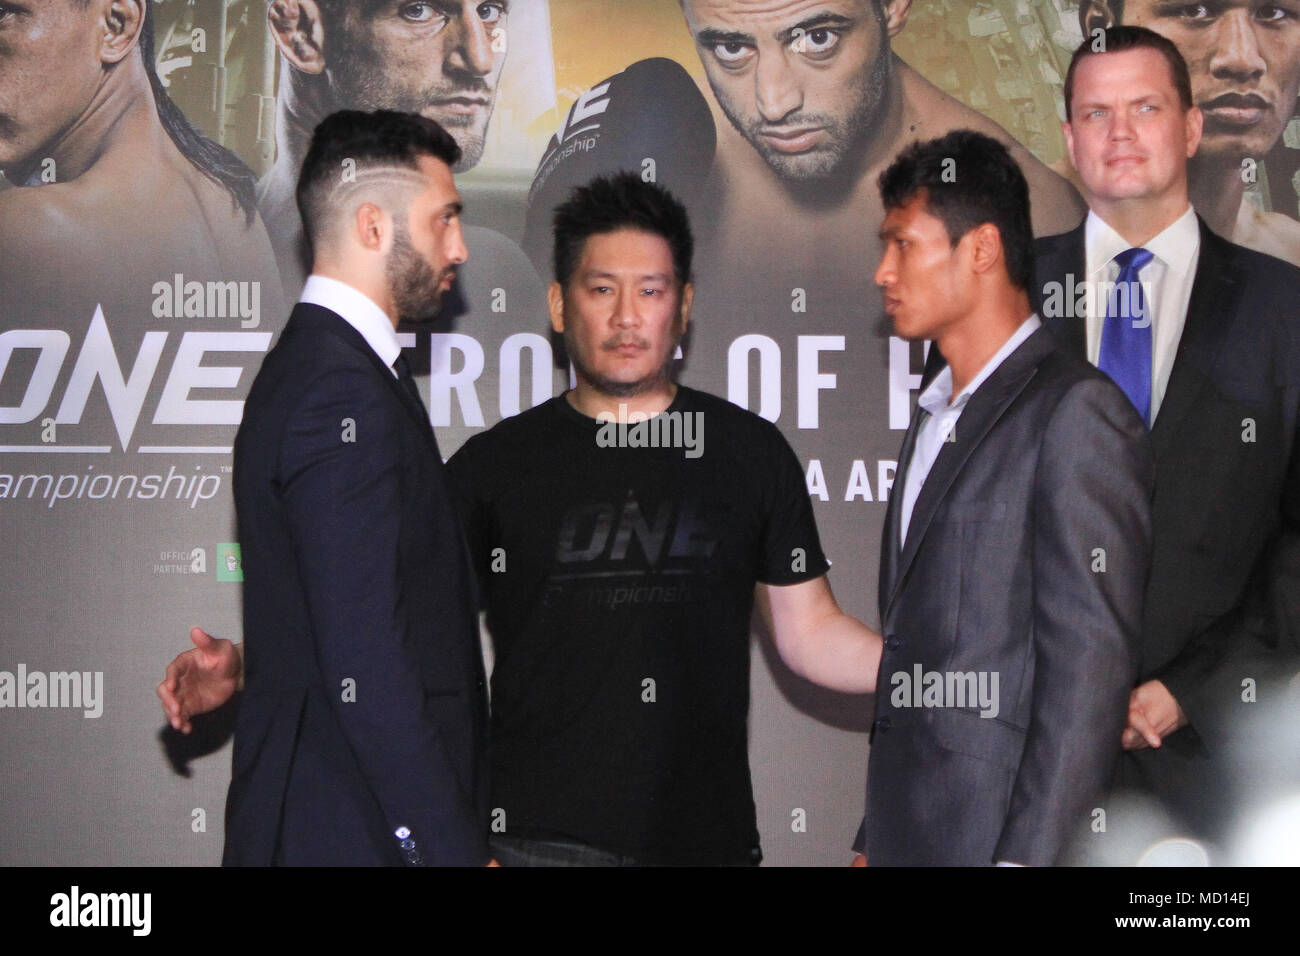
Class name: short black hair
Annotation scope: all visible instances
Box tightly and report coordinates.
[295,110,461,247]
[878,130,1034,292]
[552,173,694,288]
[1063,26,1194,122]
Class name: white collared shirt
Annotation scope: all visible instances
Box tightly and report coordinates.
[899,314,1042,548]
[1083,205,1199,422]
[299,275,401,377]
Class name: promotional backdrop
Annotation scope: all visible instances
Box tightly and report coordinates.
[1,0,1297,865]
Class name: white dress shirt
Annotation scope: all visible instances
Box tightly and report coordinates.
[900,313,1044,867]
[299,274,401,377]
[899,314,1042,548]
[1083,205,1199,422]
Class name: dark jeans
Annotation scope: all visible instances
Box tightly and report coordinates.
[489,834,641,867]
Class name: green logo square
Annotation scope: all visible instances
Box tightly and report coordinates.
[216,543,243,582]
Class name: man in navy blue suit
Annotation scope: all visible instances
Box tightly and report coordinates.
[222,109,490,866]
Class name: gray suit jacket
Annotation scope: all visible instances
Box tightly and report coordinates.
[861,326,1153,865]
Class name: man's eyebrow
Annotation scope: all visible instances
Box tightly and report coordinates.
[1076,93,1160,110]
[451,0,512,14]
[583,270,673,282]
[377,0,468,18]
[695,27,756,46]
[1151,0,1225,11]
[441,201,464,216]
[370,0,510,17]
[780,12,855,41]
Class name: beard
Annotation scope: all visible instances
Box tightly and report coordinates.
[386,218,452,324]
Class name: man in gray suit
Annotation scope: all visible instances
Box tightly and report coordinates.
[852,130,1154,865]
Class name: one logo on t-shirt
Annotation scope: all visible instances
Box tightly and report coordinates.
[555,493,716,568]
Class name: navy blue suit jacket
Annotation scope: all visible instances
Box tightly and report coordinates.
[223,302,489,866]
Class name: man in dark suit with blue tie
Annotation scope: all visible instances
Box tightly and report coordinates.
[222,110,490,866]
[1033,27,1300,851]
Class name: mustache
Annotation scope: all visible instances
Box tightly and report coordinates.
[601,335,651,350]
[746,112,835,138]
[427,77,496,102]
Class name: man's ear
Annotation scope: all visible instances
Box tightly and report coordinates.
[1184,105,1204,159]
[968,223,1004,278]
[548,282,566,335]
[677,282,695,336]
[268,0,328,75]
[1078,0,1118,40]
[355,202,390,254]
[1062,120,1078,174]
[881,0,913,39]
[99,0,145,65]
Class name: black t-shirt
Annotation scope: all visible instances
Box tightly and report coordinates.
[445,385,829,865]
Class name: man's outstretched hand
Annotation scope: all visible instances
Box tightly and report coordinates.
[157,627,242,733]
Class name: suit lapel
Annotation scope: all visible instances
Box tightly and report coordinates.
[288,303,439,454]
[1148,220,1239,463]
[392,367,440,451]
[880,400,925,617]
[1033,222,1087,360]
[884,329,1055,622]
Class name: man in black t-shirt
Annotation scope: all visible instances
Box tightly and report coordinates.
[451,173,885,865]
[449,385,832,864]
[159,173,883,865]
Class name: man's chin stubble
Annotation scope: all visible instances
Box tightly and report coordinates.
[575,354,678,399]
[432,111,492,171]
[760,147,843,184]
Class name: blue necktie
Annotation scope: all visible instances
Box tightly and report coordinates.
[1098,247,1154,425]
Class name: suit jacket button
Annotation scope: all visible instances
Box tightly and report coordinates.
[885,637,901,650]
[400,839,416,850]
[876,717,892,732]
[394,826,411,839]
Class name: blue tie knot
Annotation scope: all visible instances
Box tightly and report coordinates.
[1114,246,1154,274]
